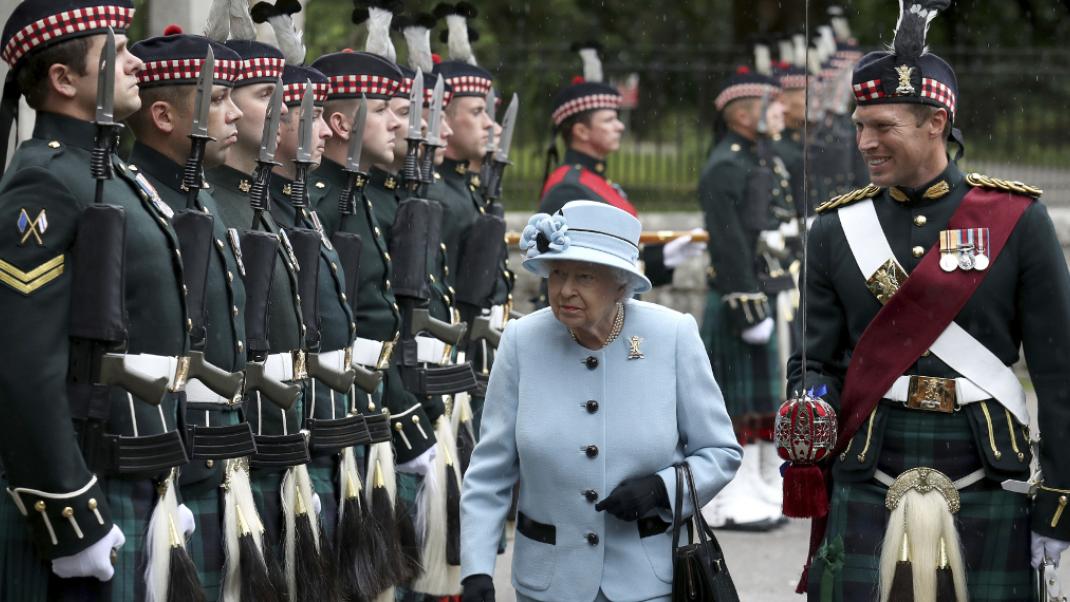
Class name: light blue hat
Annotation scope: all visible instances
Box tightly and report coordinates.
[520,200,652,293]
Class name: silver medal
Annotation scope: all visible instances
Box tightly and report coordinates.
[973,253,989,271]
[957,250,974,270]
[940,253,958,272]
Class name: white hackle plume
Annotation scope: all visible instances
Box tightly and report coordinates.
[818,26,837,57]
[754,43,772,76]
[266,13,305,65]
[365,6,397,63]
[445,13,475,65]
[578,47,604,82]
[204,0,231,41]
[403,21,434,73]
[793,34,808,68]
[778,39,795,67]
[229,0,258,42]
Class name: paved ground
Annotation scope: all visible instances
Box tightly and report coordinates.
[484,388,1069,601]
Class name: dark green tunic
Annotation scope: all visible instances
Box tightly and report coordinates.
[308,159,435,463]
[128,143,250,598]
[787,162,1070,600]
[0,113,188,600]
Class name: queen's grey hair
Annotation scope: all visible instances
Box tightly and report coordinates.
[607,266,637,301]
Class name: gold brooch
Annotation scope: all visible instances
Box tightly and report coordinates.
[238,179,251,193]
[866,258,907,305]
[627,336,645,360]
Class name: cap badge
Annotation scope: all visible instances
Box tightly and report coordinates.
[894,65,916,96]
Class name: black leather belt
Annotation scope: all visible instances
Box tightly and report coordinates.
[516,511,671,546]
[185,423,256,460]
[249,433,310,469]
[91,431,189,477]
[307,414,370,452]
[364,413,392,444]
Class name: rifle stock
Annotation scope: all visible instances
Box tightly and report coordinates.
[100,353,168,405]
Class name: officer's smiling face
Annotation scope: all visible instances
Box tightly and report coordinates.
[547,260,626,339]
[854,103,948,188]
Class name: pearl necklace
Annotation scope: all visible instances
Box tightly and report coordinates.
[569,302,625,349]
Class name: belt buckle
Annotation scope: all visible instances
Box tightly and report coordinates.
[906,375,956,413]
[377,338,397,371]
[291,350,307,380]
[172,356,190,392]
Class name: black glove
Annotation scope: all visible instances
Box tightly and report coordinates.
[461,573,495,602]
[595,474,669,521]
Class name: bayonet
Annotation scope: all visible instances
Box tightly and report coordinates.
[91,28,119,205]
[181,47,216,209]
[484,93,518,201]
[249,76,283,228]
[483,87,498,155]
[418,77,446,191]
[405,68,424,142]
[294,81,315,166]
[403,70,425,190]
[493,94,517,164]
[337,95,368,224]
[289,80,315,213]
[426,77,445,147]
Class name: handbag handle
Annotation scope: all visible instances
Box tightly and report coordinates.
[670,462,728,564]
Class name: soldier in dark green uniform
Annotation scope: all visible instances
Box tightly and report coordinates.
[203,38,311,586]
[0,2,193,599]
[773,44,807,217]
[788,2,1070,599]
[697,68,794,531]
[126,33,254,598]
[539,43,705,293]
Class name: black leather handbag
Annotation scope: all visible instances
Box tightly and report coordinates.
[671,462,740,602]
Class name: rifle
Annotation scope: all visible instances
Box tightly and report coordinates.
[171,46,244,402]
[240,77,301,410]
[332,95,382,395]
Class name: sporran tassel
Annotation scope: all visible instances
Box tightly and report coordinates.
[410,418,462,594]
[451,393,477,475]
[935,538,957,602]
[337,446,384,599]
[366,443,400,598]
[144,472,206,602]
[221,459,279,602]
[888,532,915,602]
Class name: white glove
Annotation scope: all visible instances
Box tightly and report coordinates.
[176,503,195,538]
[51,524,126,581]
[396,446,437,476]
[778,219,800,239]
[758,230,786,255]
[741,317,775,345]
[662,229,707,269]
[312,493,322,516]
[1032,532,1070,569]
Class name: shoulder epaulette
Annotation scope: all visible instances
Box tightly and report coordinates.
[815,184,882,214]
[965,173,1042,198]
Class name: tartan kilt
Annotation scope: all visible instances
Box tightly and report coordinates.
[101,477,159,602]
[395,470,425,599]
[249,468,285,565]
[180,472,223,601]
[0,479,49,600]
[700,289,782,417]
[808,404,1033,602]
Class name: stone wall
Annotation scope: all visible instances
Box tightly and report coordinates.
[506,206,1070,322]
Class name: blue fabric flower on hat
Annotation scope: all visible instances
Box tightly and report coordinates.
[520,214,570,259]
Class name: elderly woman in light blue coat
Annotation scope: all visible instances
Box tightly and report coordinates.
[460,201,742,602]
